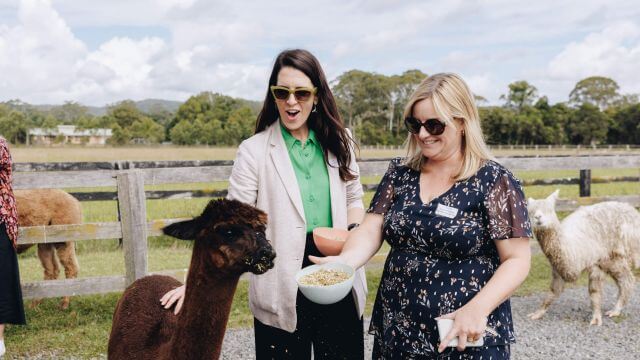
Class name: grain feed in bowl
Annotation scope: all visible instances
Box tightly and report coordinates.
[298,269,350,286]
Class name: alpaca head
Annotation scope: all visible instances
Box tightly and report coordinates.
[527,189,560,228]
[162,199,276,277]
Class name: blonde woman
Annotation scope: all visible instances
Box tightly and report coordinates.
[312,73,532,359]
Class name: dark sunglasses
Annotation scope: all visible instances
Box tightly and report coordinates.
[404,117,446,135]
[270,86,317,102]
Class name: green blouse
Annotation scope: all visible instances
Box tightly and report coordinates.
[280,122,332,232]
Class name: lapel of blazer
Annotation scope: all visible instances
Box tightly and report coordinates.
[327,151,341,222]
[268,122,306,221]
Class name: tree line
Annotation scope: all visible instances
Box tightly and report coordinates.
[0,74,638,146]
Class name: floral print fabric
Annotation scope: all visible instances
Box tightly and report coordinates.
[368,158,532,357]
[0,137,18,249]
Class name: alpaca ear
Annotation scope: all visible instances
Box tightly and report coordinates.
[548,189,560,202]
[162,218,201,240]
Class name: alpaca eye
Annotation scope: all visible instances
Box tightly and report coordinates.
[214,225,243,240]
[222,229,238,237]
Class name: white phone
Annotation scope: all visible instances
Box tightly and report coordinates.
[436,318,484,347]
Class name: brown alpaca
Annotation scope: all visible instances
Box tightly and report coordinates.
[108,199,276,360]
[15,189,82,309]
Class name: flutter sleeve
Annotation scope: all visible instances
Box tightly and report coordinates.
[367,158,401,215]
[485,169,533,240]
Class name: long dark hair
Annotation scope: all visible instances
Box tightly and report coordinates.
[255,49,357,181]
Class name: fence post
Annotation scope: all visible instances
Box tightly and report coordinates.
[579,169,591,197]
[116,170,148,286]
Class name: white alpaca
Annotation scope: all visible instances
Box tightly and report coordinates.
[527,190,640,325]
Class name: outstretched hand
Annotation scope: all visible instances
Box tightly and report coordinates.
[160,285,186,315]
[308,254,348,266]
[436,307,488,353]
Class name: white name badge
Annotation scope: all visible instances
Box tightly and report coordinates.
[435,203,458,218]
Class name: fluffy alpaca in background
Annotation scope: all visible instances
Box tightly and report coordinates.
[15,189,82,309]
[527,190,640,325]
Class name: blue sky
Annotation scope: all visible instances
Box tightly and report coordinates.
[0,0,638,106]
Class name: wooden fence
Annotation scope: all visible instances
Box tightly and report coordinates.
[15,154,640,299]
[360,144,640,151]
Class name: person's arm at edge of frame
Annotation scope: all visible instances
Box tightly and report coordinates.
[437,236,532,352]
[0,139,11,170]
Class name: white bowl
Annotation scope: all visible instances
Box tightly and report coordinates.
[295,262,355,305]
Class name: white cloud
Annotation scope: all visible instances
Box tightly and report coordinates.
[0,0,86,98]
[157,0,197,10]
[1,0,639,106]
[464,73,492,100]
[0,0,272,105]
[547,21,640,95]
[85,37,166,90]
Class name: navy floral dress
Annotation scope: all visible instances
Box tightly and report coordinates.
[368,158,532,359]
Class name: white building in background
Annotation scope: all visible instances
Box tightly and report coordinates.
[28,125,112,145]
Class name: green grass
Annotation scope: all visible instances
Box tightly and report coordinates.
[514,168,640,181]
[18,247,193,282]
[6,294,120,358]
[523,181,640,199]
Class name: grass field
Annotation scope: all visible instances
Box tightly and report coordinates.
[4,146,640,357]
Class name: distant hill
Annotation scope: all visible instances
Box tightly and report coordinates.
[83,99,183,116]
[2,97,262,117]
[129,99,183,114]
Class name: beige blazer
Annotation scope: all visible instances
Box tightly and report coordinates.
[227,121,367,332]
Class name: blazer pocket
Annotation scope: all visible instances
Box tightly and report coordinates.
[249,270,278,314]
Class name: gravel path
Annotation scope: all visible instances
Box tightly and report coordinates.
[220,284,639,360]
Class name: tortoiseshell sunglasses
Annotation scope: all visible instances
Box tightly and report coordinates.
[270,86,317,102]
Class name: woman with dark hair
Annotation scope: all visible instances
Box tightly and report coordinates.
[0,137,26,358]
[161,49,366,359]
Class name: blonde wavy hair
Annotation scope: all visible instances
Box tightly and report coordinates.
[404,73,494,180]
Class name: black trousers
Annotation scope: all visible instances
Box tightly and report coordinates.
[0,223,26,325]
[254,233,364,360]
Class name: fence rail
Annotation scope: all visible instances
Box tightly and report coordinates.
[63,173,640,202]
[14,155,640,299]
[360,144,640,151]
[12,155,640,190]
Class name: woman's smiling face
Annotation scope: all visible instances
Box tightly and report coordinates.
[275,66,317,137]
[412,98,463,162]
